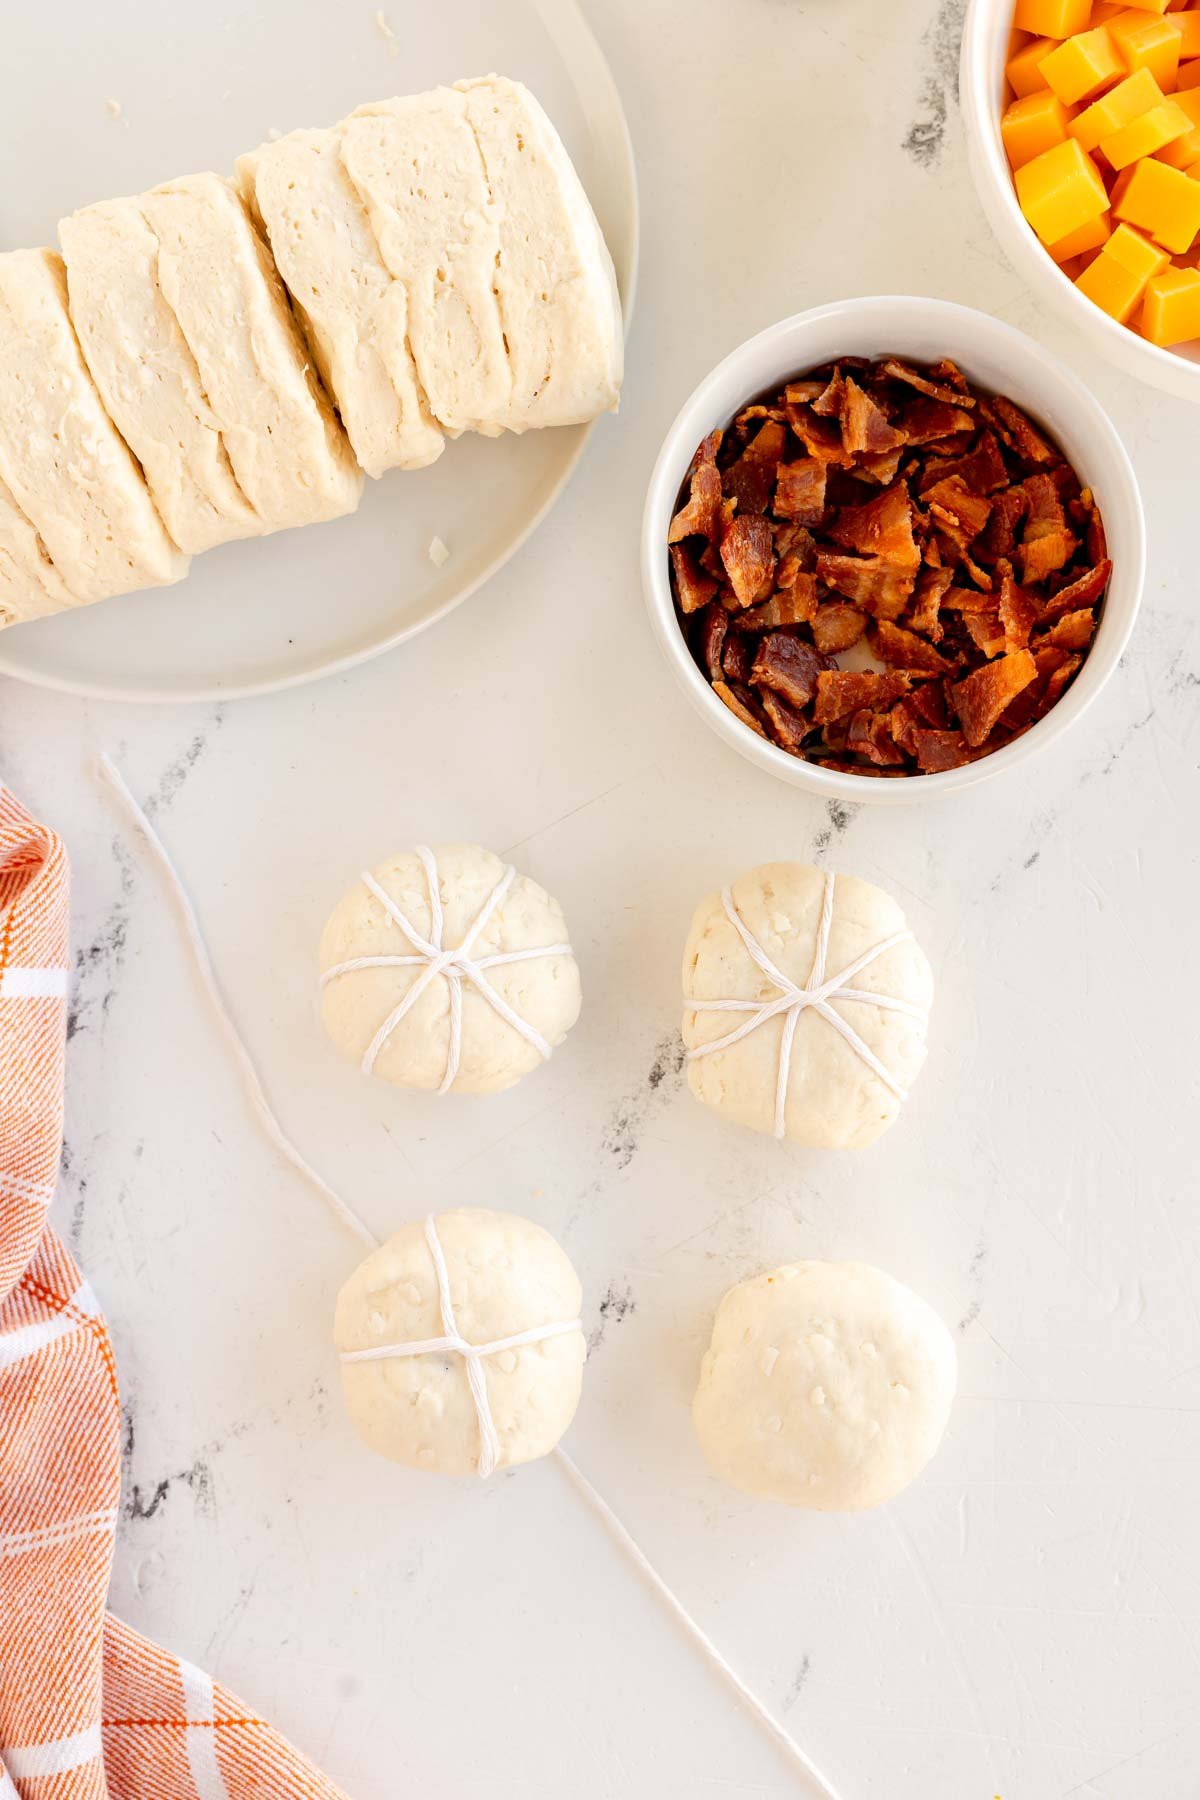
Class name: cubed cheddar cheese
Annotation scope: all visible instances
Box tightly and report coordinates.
[1091,0,1129,19]
[1015,135,1111,239]
[1169,10,1200,54]
[1100,95,1191,161]
[1075,221,1169,315]
[1048,210,1115,256]
[1113,149,1200,244]
[1070,66,1163,146]
[1180,58,1200,88]
[1003,89,1074,164]
[1108,10,1182,85]
[1008,35,1060,93]
[1114,0,1171,13]
[1015,0,1092,34]
[1139,262,1200,338]
[1042,25,1127,96]
[1154,85,1200,161]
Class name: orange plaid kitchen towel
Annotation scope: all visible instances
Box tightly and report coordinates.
[0,784,348,1799]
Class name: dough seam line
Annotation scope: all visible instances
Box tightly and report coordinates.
[94,748,846,1800]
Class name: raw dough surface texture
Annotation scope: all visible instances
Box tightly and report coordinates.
[682,863,933,1150]
[319,843,581,1095]
[335,1208,586,1476]
[693,1259,957,1510]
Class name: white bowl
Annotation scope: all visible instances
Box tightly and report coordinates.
[641,296,1145,805]
[961,0,1200,403]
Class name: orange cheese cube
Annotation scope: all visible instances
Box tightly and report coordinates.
[1168,11,1200,55]
[1042,26,1126,98]
[1100,96,1191,161]
[1075,222,1170,316]
[1115,0,1171,12]
[1003,90,1074,164]
[1008,34,1060,93]
[1070,66,1163,146]
[1048,212,1115,256]
[1091,0,1129,18]
[1113,149,1200,244]
[1180,58,1200,87]
[1139,262,1200,338]
[1015,135,1112,239]
[1108,10,1182,85]
[1015,0,1092,34]
[1155,86,1200,160]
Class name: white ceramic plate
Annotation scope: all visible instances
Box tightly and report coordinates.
[0,0,637,702]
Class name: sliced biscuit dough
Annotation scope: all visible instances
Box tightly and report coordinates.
[237,131,444,478]
[0,248,187,606]
[456,75,623,430]
[0,470,77,628]
[138,175,362,531]
[340,89,513,436]
[60,199,261,555]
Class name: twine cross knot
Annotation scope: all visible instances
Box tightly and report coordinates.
[687,869,926,1139]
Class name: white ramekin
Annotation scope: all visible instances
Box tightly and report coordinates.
[641,296,1145,805]
[961,0,1200,404]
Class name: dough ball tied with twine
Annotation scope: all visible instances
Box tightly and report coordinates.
[335,1209,586,1477]
[681,862,933,1151]
[319,843,581,1095]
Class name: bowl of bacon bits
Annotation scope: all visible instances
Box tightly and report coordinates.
[642,296,1144,800]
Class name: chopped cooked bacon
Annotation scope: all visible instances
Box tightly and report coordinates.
[738,576,819,632]
[695,603,728,681]
[811,602,869,654]
[848,708,906,766]
[712,680,767,736]
[914,728,973,771]
[751,632,826,709]
[1039,559,1111,623]
[899,398,977,445]
[722,630,752,685]
[950,650,1037,747]
[906,567,953,641]
[670,354,1108,774]
[669,458,725,544]
[787,406,854,466]
[816,553,916,620]
[879,358,976,406]
[774,458,827,524]
[840,379,907,456]
[873,619,954,673]
[1046,608,1096,651]
[725,421,788,515]
[720,514,775,606]
[670,542,718,614]
[827,482,920,568]
[759,687,810,750]
[987,395,1055,466]
[1019,473,1077,585]
[997,568,1039,652]
[814,669,912,724]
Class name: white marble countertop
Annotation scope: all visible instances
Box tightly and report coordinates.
[3,1,1197,1795]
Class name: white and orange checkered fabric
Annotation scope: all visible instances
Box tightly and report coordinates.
[0,785,348,1799]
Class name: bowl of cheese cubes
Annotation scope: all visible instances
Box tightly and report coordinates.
[962,0,1200,398]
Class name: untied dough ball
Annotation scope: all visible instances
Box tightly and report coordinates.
[319,843,581,1095]
[681,862,933,1150]
[335,1209,586,1476]
[693,1260,957,1510]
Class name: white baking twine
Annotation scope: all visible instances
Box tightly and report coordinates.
[687,869,926,1139]
[96,753,845,1800]
[319,846,573,1091]
[340,1212,582,1480]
